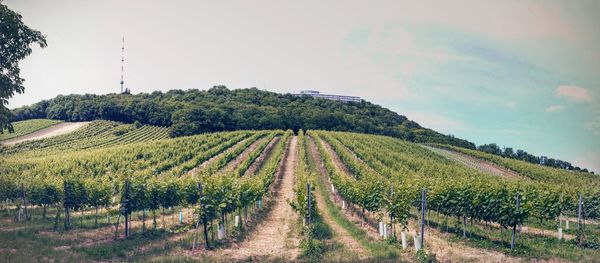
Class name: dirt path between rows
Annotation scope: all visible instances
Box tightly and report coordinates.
[2,122,90,146]
[244,137,280,176]
[216,136,300,261]
[308,138,369,259]
[186,136,251,177]
[222,137,269,172]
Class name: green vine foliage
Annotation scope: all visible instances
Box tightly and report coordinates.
[310,130,600,237]
[0,127,292,232]
[290,130,317,221]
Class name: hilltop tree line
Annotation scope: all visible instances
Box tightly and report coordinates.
[477,143,593,174]
[9,86,475,148]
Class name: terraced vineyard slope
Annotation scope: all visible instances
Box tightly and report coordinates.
[0,120,170,154]
[308,131,600,262]
[0,119,63,141]
[1,129,598,262]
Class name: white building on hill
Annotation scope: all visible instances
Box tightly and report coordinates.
[294,90,362,103]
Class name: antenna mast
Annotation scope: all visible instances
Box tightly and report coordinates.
[120,36,126,93]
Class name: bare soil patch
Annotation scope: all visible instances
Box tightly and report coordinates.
[2,122,90,146]
[562,216,599,225]
[0,248,17,253]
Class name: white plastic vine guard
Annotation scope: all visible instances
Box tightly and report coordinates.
[218,223,225,239]
[383,224,388,239]
[413,232,421,250]
[558,227,563,241]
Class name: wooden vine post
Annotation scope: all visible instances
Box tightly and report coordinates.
[511,193,520,250]
[21,183,29,221]
[576,193,585,246]
[193,182,202,250]
[577,193,582,229]
[390,184,395,238]
[420,188,427,248]
[124,179,130,238]
[307,182,311,225]
[63,181,70,230]
[199,183,209,249]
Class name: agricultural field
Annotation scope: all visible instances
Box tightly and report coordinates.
[0,120,170,155]
[0,119,63,141]
[308,131,600,262]
[0,124,598,262]
[4,1,598,262]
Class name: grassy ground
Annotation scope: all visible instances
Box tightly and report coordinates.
[422,209,600,262]
[313,173,404,262]
[522,216,600,238]
[3,195,596,262]
[0,204,276,262]
[303,137,407,262]
[0,206,176,262]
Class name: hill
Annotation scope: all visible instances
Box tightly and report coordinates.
[9,86,475,149]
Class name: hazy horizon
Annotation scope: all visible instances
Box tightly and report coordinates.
[5,0,599,172]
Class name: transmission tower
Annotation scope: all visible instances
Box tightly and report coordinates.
[120,36,129,94]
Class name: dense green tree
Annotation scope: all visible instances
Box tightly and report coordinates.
[0,1,47,133]
[12,86,476,148]
[503,147,515,158]
[478,143,502,155]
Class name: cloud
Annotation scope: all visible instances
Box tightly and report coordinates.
[403,111,466,134]
[329,51,417,102]
[343,25,473,80]
[545,105,565,112]
[505,101,517,109]
[586,103,600,136]
[586,121,600,135]
[556,85,592,103]
[469,128,546,136]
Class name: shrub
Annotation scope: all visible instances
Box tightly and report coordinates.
[112,125,133,136]
[415,249,437,263]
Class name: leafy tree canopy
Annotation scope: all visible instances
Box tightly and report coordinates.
[0,1,47,133]
[11,86,476,148]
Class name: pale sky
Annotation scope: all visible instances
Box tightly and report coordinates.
[5,0,600,172]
